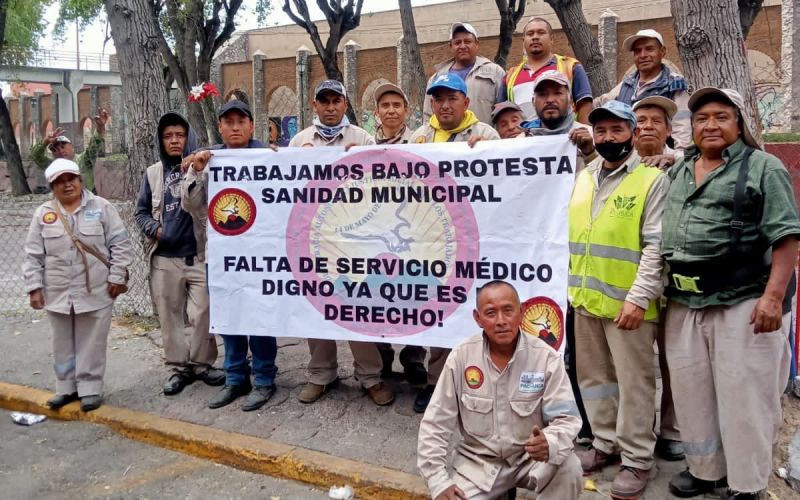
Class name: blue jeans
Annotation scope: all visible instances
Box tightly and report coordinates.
[221,334,278,387]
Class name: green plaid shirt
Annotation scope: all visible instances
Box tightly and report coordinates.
[662,139,800,308]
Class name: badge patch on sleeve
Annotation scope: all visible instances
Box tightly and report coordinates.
[84,209,102,222]
[42,211,57,224]
[464,366,484,389]
[519,372,545,393]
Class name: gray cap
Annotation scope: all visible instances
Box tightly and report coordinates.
[315,80,347,100]
[491,102,522,123]
[688,87,760,150]
[48,135,71,151]
[633,96,678,120]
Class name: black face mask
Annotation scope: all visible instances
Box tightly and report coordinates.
[596,138,634,163]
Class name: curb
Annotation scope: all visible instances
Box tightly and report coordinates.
[0,381,428,499]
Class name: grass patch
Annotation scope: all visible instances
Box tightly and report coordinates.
[115,313,159,332]
[764,132,800,143]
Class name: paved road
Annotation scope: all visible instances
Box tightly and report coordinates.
[1,409,329,499]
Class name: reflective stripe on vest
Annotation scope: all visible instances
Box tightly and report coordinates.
[506,54,577,102]
[568,164,661,321]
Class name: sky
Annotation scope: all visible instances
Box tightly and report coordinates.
[38,0,452,61]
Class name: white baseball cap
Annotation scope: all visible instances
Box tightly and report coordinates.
[623,29,665,51]
[45,158,81,183]
[450,22,478,40]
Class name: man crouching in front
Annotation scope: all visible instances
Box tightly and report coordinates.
[417,280,583,499]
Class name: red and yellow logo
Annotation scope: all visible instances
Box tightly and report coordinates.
[42,211,57,224]
[464,365,484,389]
[208,188,256,236]
[521,296,564,351]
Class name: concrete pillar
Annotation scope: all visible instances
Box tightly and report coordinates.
[110,86,126,154]
[781,0,800,132]
[32,91,43,145]
[90,85,99,116]
[252,50,268,144]
[598,9,620,84]
[296,45,312,130]
[344,40,360,119]
[18,97,30,157]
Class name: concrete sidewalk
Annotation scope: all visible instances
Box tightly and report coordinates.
[1,317,687,498]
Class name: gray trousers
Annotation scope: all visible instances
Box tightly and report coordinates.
[48,304,113,397]
[665,298,791,492]
[150,255,217,373]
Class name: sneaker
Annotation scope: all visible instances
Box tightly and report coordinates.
[578,447,620,474]
[241,385,276,412]
[611,466,649,499]
[669,469,727,498]
[366,382,394,406]
[298,378,339,404]
[80,395,103,412]
[47,392,79,410]
[163,372,193,396]
[413,384,435,413]
[208,384,252,409]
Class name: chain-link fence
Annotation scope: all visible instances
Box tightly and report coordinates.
[0,195,153,321]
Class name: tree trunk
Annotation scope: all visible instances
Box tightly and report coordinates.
[0,94,31,195]
[543,0,613,95]
[398,0,428,113]
[0,0,31,195]
[494,0,526,69]
[672,0,762,141]
[104,0,169,199]
[738,0,764,39]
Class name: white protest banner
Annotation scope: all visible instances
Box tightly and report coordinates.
[207,135,575,350]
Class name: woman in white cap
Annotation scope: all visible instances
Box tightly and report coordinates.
[22,158,132,412]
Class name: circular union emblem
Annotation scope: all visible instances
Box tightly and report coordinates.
[464,365,484,389]
[521,296,564,351]
[42,211,57,224]
[208,188,256,236]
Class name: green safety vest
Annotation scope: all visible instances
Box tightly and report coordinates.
[568,164,661,321]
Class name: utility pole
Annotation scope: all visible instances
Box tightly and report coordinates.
[75,19,80,69]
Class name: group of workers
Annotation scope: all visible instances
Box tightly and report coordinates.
[20,16,798,500]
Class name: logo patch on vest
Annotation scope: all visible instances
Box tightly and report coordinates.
[42,211,57,224]
[610,195,637,219]
[465,366,484,389]
[519,371,545,393]
[84,209,102,222]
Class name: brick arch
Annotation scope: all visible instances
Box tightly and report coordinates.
[13,122,20,144]
[748,49,781,131]
[266,86,299,146]
[41,119,54,138]
[26,121,35,146]
[360,78,391,113]
[81,116,93,149]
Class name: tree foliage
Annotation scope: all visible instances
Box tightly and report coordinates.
[1,0,51,66]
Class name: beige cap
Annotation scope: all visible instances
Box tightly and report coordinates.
[688,87,761,150]
[45,158,81,183]
[373,82,408,105]
[451,22,478,40]
[623,29,664,51]
[633,96,678,120]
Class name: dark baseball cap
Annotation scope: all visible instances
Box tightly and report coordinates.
[315,80,347,100]
[217,100,253,120]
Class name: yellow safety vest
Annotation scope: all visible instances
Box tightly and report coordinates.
[505,54,578,102]
[568,164,661,321]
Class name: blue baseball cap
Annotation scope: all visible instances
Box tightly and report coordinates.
[588,100,637,130]
[426,73,468,96]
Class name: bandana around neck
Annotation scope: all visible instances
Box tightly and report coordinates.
[314,115,350,142]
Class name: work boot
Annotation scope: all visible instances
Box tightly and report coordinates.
[47,392,79,410]
[366,382,394,406]
[298,378,339,404]
[655,437,685,461]
[380,347,395,378]
[413,384,436,413]
[578,447,620,474]
[241,385,276,412]
[669,469,727,498]
[724,490,764,500]
[163,372,193,396]
[80,395,103,412]
[197,367,226,386]
[611,466,649,499]
[208,384,252,409]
